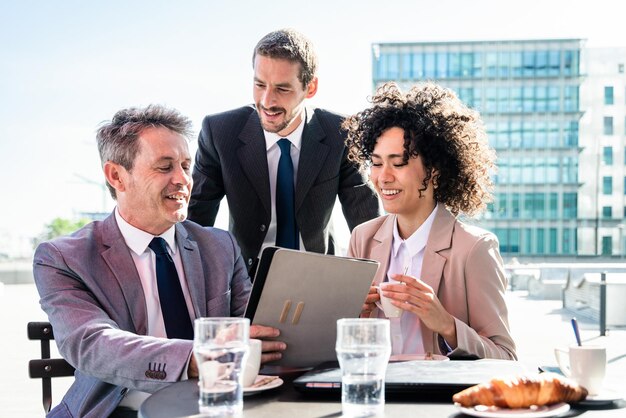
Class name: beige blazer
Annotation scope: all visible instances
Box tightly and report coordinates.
[348,208,517,360]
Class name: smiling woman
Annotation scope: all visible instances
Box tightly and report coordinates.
[342,82,516,360]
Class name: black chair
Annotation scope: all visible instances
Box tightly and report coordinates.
[28,321,75,413]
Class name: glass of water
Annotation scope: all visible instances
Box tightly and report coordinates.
[336,318,391,417]
[194,317,250,417]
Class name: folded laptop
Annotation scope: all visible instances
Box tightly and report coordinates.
[244,247,379,368]
[293,359,530,397]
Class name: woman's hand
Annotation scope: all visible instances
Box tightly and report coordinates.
[360,285,380,318]
[382,274,457,347]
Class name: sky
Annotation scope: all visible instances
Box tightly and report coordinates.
[1,0,624,257]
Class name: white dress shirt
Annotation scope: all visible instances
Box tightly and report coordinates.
[114,208,195,408]
[383,204,438,355]
[261,111,306,253]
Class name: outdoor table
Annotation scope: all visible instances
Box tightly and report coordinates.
[139,370,626,418]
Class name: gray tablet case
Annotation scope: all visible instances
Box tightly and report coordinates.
[244,247,379,368]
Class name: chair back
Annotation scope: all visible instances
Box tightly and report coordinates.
[28,321,75,413]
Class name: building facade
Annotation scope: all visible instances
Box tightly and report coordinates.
[372,39,584,261]
[578,48,626,257]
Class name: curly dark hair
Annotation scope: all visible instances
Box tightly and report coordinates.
[343,82,496,217]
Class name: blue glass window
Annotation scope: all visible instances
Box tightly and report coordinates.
[535,85,548,112]
[498,51,510,77]
[547,157,559,183]
[511,193,520,218]
[448,52,460,77]
[511,51,523,77]
[549,228,557,254]
[602,206,612,218]
[548,86,560,112]
[564,86,578,112]
[563,193,577,218]
[412,52,424,78]
[564,121,578,146]
[485,87,497,113]
[603,146,613,165]
[536,228,545,254]
[603,176,613,195]
[604,116,614,135]
[460,53,473,77]
[523,228,532,253]
[400,53,412,79]
[522,51,535,76]
[548,50,560,76]
[536,51,548,76]
[424,52,436,78]
[523,86,534,112]
[602,236,612,255]
[498,87,510,112]
[486,52,498,78]
[605,86,614,105]
[436,52,448,79]
[549,193,558,219]
[472,52,482,77]
[510,229,520,253]
[562,228,572,254]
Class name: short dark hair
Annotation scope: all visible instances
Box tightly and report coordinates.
[96,104,193,199]
[253,28,318,88]
[343,82,496,217]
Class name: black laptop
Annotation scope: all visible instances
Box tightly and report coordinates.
[293,359,529,397]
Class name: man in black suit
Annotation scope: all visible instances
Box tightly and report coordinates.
[189,29,379,270]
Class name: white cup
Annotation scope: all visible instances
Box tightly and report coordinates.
[242,338,262,387]
[554,345,606,395]
[375,283,402,318]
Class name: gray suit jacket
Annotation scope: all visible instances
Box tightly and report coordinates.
[188,105,380,268]
[33,213,251,417]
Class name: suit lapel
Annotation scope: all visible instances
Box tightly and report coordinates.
[371,215,395,285]
[237,110,271,218]
[419,206,455,352]
[101,214,148,335]
[295,108,330,211]
[177,223,207,318]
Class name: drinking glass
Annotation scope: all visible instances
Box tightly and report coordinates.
[336,318,391,417]
[194,317,250,416]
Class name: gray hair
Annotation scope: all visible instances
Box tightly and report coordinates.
[96,104,193,199]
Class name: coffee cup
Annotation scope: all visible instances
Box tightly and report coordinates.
[375,283,402,318]
[554,345,606,395]
[242,338,262,387]
[199,361,234,390]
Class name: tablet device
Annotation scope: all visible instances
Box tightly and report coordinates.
[244,247,379,368]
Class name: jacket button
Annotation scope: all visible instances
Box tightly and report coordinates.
[248,258,253,266]
[260,224,266,232]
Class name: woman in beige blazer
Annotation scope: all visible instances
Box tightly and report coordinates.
[343,82,516,360]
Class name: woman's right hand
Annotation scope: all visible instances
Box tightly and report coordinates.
[360,285,380,317]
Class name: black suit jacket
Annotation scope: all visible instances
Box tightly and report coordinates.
[189,105,380,268]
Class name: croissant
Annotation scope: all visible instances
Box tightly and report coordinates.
[453,373,588,408]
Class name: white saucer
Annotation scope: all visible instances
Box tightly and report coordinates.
[243,375,283,395]
[455,402,570,418]
[579,387,624,405]
[390,353,449,362]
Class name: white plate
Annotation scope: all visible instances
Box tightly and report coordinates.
[243,375,283,395]
[579,387,624,405]
[455,402,570,418]
[390,353,450,361]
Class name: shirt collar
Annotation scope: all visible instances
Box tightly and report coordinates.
[264,108,306,151]
[114,207,177,256]
[391,204,439,259]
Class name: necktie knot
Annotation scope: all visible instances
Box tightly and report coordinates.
[278,138,291,154]
[149,237,169,255]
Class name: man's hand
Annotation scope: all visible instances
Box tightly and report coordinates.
[250,324,286,363]
[188,354,198,378]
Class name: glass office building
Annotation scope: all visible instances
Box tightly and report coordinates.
[372,39,583,260]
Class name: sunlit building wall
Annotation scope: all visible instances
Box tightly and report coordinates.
[578,48,626,257]
[372,39,583,260]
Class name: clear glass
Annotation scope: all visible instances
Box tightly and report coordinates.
[193,317,250,417]
[336,318,391,417]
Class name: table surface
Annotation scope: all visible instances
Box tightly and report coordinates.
[139,370,626,418]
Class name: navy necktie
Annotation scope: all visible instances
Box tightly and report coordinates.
[149,237,194,340]
[275,138,299,249]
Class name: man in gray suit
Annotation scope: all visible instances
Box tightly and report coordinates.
[33,105,284,417]
[188,29,380,271]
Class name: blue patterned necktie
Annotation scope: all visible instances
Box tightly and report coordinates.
[275,138,299,249]
[149,237,194,340]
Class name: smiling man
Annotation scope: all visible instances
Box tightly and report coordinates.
[188,29,380,271]
[33,105,284,418]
